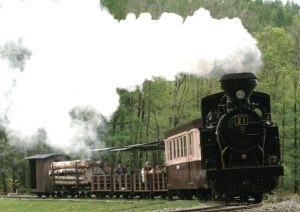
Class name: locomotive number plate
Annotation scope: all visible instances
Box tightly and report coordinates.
[235,115,248,126]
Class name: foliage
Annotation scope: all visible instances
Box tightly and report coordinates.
[255,26,297,193]
[0,127,58,194]
[105,75,220,167]
[100,0,300,33]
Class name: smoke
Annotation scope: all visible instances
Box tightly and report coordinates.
[0,0,262,155]
[0,38,32,71]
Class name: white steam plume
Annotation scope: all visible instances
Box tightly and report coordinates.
[0,0,262,154]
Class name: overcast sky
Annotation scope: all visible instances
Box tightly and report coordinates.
[282,0,300,5]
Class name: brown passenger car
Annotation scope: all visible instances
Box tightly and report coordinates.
[164,118,209,199]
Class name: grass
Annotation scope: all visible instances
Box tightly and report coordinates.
[268,192,299,202]
[1,194,298,211]
[0,198,205,212]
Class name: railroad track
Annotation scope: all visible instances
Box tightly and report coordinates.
[174,203,262,212]
[1,194,37,199]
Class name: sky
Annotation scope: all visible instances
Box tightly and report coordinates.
[0,0,264,154]
[282,0,300,5]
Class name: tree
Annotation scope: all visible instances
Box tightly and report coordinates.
[100,0,300,33]
[0,131,8,194]
[256,27,296,192]
[100,0,129,21]
[288,14,300,194]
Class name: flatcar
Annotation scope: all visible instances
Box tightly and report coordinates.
[27,142,167,199]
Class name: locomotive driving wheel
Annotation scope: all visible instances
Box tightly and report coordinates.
[253,193,263,203]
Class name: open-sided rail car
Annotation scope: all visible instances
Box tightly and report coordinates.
[90,141,167,199]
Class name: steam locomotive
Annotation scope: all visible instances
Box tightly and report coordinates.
[27,73,283,203]
[200,72,283,202]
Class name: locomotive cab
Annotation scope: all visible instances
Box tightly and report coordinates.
[200,72,284,203]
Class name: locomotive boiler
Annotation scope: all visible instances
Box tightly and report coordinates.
[200,72,284,202]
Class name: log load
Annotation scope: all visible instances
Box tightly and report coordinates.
[49,159,94,186]
[51,160,92,170]
[53,175,87,181]
[53,180,90,185]
[49,168,86,176]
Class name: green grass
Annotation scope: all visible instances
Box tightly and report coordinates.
[0,198,204,212]
[1,194,298,211]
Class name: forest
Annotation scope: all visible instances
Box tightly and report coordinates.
[0,0,299,195]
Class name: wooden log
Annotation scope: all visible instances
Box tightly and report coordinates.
[53,180,89,185]
[51,160,92,170]
[50,167,94,185]
[49,168,86,176]
[53,175,86,181]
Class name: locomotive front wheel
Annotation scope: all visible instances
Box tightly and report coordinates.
[225,195,234,204]
[240,195,249,202]
[253,193,263,203]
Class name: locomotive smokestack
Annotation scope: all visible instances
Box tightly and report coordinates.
[220,72,257,108]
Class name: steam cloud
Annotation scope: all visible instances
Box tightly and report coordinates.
[0,0,262,155]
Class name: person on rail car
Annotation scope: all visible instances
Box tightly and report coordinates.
[150,163,161,174]
[94,161,108,175]
[150,163,162,189]
[114,162,127,175]
[114,162,127,188]
[141,161,152,189]
[102,162,111,175]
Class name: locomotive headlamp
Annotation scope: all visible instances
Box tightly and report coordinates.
[236,90,245,99]
[241,153,247,160]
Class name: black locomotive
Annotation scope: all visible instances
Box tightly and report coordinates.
[200,72,283,202]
